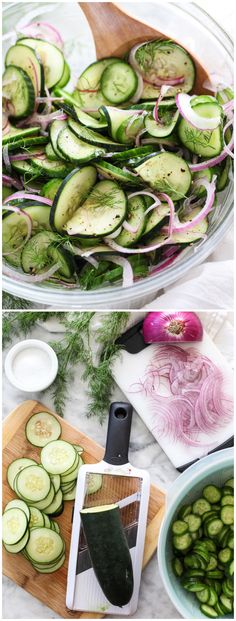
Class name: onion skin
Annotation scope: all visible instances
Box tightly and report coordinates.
[143,312,203,343]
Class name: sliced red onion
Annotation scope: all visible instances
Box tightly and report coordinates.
[49,277,77,288]
[3,144,12,173]
[189,122,234,171]
[105,234,171,254]
[16,110,67,130]
[135,128,147,146]
[105,255,134,288]
[144,199,161,216]
[144,75,184,87]
[176,93,221,130]
[2,206,32,256]
[105,225,122,239]
[172,177,216,233]
[149,253,179,274]
[17,21,63,48]
[153,85,172,122]
[3,191,53,205]
[2,174,23,190]
[9,150,44,161]
[70,244,99,268]
[122,220,139,234]
[3,262,61,283]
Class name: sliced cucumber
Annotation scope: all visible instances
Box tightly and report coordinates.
[29,507,45,529]
[26,527,64,563]
[15,464,51,503]
[2,126,39,146]
[18,38,64,89]
[57,126,106,163]
[50,166,97,232]
[3,66,35,119]
[101,60,138,104]
[2,508,28,545]
[7,135,48,152]
[135,152,192,200]
[49,120,68,160]
[115,195,146,246]
[41,440,77,475]
[111,145,156,163]
[43,489,63,515]
[5,43,44,98]
[50,474,61,494]
[67,118,126,151]
[45,143,60,161]
[25,411,62,447]
[60,455,83,483]
[64,180,127,237]
[151,207,208,245]
[3,204,51,268]
[31,154,70,178]
[178,103,223,157]
[32,553,65,573]
[47,243,75,278]
[7,457,37,490]
[53,89,109,129]
[62,485,77,501]
[4,528,29,554]
[144,109,179,138]
[74,57,118,112]
[21,230,58,274]
[42,178,62,201]
[95,160,143,186]
[26,484,56,511]
[55,59,70,88]
[4,499,30,521]
[100,106,138,141]
[141,199,169,239]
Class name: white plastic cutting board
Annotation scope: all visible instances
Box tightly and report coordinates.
[112,331,233,468]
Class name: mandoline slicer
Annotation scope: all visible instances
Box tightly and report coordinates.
[66,402,150,615]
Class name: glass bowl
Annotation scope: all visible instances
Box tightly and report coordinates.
[2,2,233,309]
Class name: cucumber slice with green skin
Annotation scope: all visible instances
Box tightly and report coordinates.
[42,178,62,201]
[45,143,61,161]
[86,473,102,495]
[221,505,234,525]
[4,528,29,554]
[50,166,97,233]
[100,60,138,104]
[51,520,60,533]
[60,451,80,476]
[5,44,44,98]
[173,533,192,550]
[50,475,61,494]
[64,180,127,237]
[111,145,157,163]
[43,489,63,515]
[73,58,119,113]
[2,508,28,545]
[47,244,75,278]
[18,38,65,89]
[221,495,234,506]
[134,40,195,99]
[4,499,30,521]
[21,230,58,274]
[178,105,223,157]
[178,504,192,519]
[131,98,177,111]
[67,118,126,151]
[193,168,212,197]
[3,204,51,268]
[100,106,137,141]
[172,520,189,536]
[49,120,68,160]
[62,485,77,501]
[53,88,109,129]
[10,160,40,178]
[216,156,231,192]
[60,455,83,483]
[26,527,64,563]
[7,135,48,152]
[80,503,134,606]
[26,484,56,510]
[95,160,143,186]
[29,507,45,529]
[41,440,77,475]
[203,485,222,504]
[192,498,212,516]
[42,513,51,528]
[224,478,234,489]
[115,195,146,247]
[172,558,184,577]
[135,152,192,200]
[2,126,39,146]
[144,109,179,138]
[200,604,218,618]
[55,59,70,88]
[31,154,71,179]
[7,457,37,490]
[116,113,145,145]
[73,444,84,454]
[141,200,169,240]
[196,588,210,603]
[32,553,66,573]
[15,465,51,503]
[3,66,35,120]
[25,411,62,447]
[57,126,106,163]
[152,208,208,246]
[184,514,202,533]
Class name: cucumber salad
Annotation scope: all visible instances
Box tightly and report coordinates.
[2,22,234,290]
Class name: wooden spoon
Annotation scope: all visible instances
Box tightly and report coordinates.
[79,2,210,94]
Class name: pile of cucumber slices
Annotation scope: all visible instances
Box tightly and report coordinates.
[171,479,234,618]
[2,26,234,290]
[2,410,102,572]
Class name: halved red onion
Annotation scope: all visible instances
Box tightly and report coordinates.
[153,85,171,123]
[3,262,61,283]
[2,206,32,256]
[104,255,134,288]
[172,177,216,233]
[2,174,23,190]
[17,21,63,48]
[176,93,221,130]
[3,191,53,205]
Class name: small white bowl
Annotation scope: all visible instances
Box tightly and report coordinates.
[5,339,58,392]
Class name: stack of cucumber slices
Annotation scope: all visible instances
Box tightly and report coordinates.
[171,479,234,618]
[2,25,234,291]
[2,410,102,573]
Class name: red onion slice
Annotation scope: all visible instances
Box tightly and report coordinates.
[3,191,53,206]
[176,93,222,130]
[153,85,171,123]
[105,255,134,288]
[2,174,23,190]
[172,177,216,233]
[3,262,61,283]
[70,244,99,268]
[122,220,139,234]
[17,21,63,48]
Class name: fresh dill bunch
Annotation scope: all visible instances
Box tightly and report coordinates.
[2,311,62,348]
[2,292,32,311]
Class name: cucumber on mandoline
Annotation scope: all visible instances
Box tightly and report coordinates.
[50,166,97,232]
[73,57,119,112]
[94,160,143,186]
[25,411,62,447]
[17,38,65,89]
[80,504,134,606]
[3,203,51,267]
[133,40,195,99]
[64,179,127,237]
[115,195,146,246]
[3,66,35,119]
[100,60,138,104]
[57,126,106,163]
[5,43,44,98]
[178,101,223,157]
[135,152,192,200]
[67,118,126,151]
[144,109,179,138]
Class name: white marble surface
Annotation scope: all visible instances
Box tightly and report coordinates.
[2,311,234,619]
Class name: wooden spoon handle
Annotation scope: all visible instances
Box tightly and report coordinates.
[79,2,158,58]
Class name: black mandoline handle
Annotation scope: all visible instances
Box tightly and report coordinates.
[103,402,133,466]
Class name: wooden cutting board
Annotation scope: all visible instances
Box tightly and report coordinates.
[2,400,166,619]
